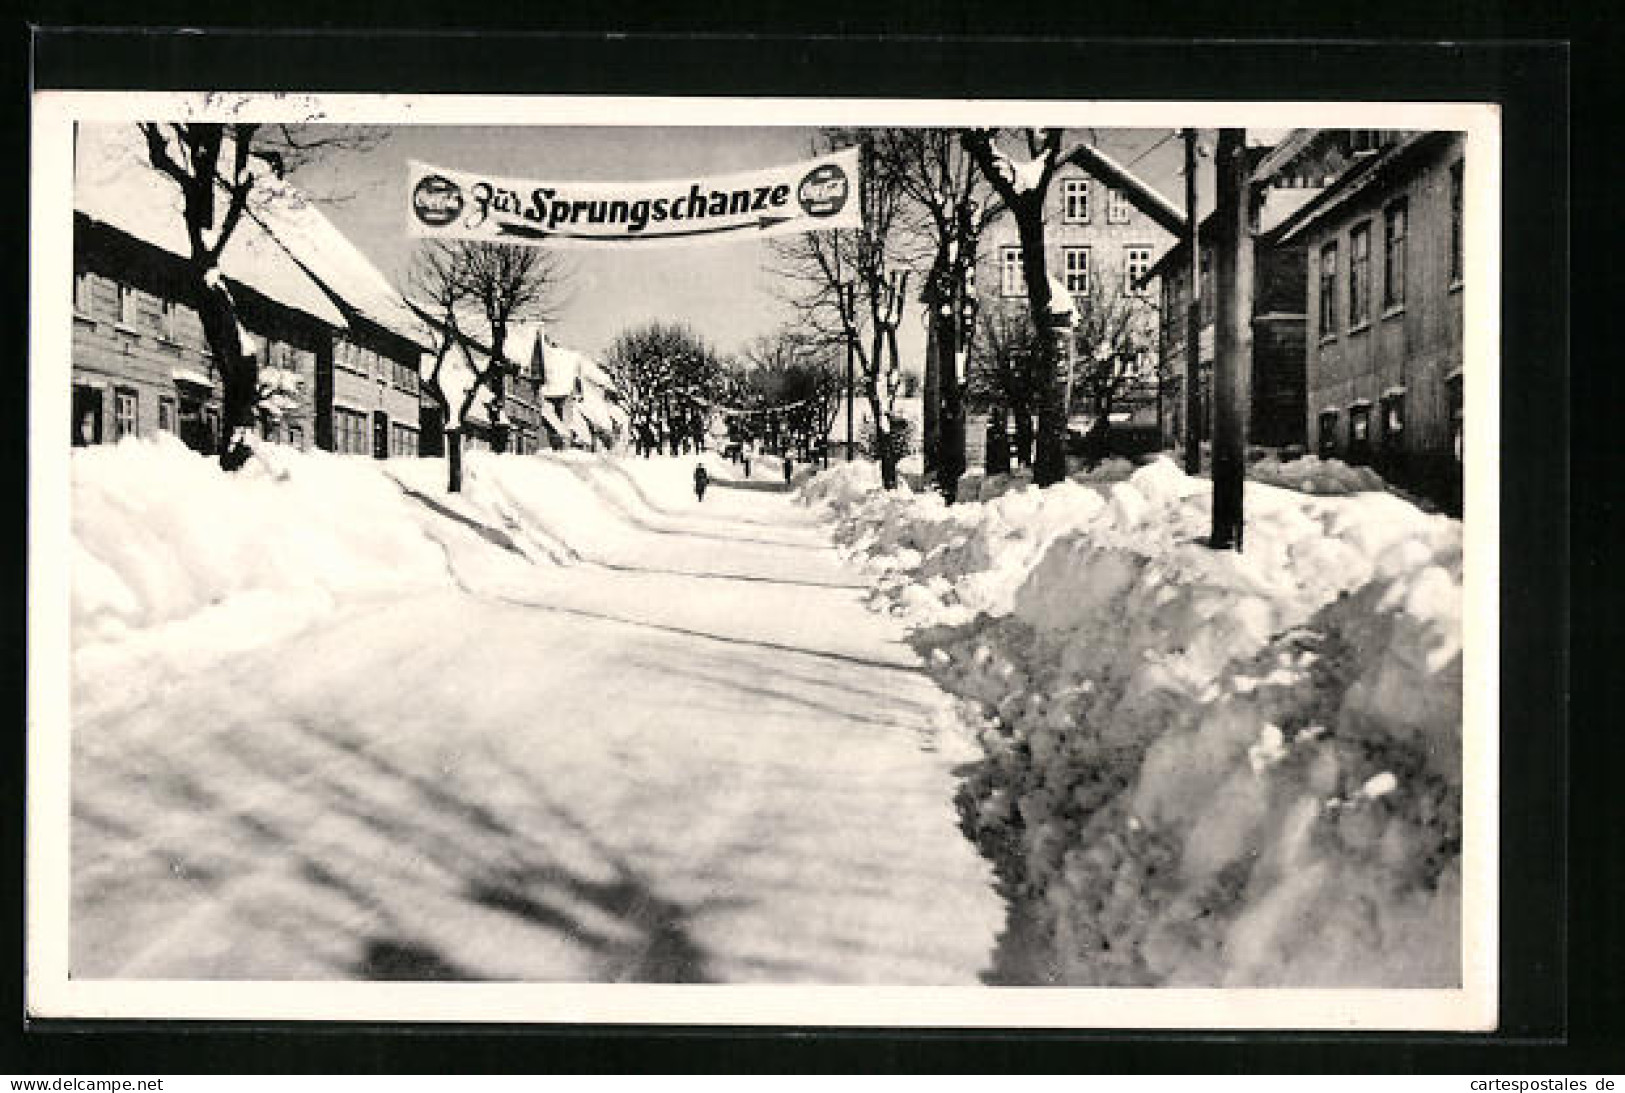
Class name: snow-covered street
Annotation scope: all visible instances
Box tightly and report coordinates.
[70,447,1005,983]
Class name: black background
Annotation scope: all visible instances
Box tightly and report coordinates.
[9,23,1587,1075]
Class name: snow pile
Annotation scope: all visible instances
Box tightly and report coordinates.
[1248,453,1387,495]
[72,436,483,646]
[806,455,1464,986]
[798,459,887,509]
[70,437,770,665]
[803,458,1200,631]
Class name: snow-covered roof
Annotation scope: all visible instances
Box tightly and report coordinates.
[539,343,587,400]
[504,322,546,373]
[535,397,566,436]
[75,124,347,329]
[576,385,620,434]
[577,352,611,392]
[249,173,427,347]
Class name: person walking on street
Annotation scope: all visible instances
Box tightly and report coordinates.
[783,456,793,485]
[693,463,709,502]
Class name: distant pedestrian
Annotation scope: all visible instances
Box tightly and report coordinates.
[693,464,709,502]
[743,454,752,478]
[783,456,793,485]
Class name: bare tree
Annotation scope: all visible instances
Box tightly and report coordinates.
[405,240,567,492]
[135,120,382,471]
[962,127,1074,486]
[871,129,1003,502]
[772,130,911,489]
[1068,280,1161,429]
[455,241,568,455]
[735,328,844,459]
[970,299,1043,475]
[600,322,724,456]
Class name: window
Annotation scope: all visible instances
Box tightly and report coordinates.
[73,385,103,447]
[1348,222,1371,327]
[1349,129,1385,154]
[1318,242,1339,337]
[117,284,139,328]
[1380,390,1406,462]
[287,423,304,449]
[1000,246,1026,297]
[1383,199,1407,310]
[1450,160,1464,284]
[390,422,419,458]
[1317,411,1339,458]
[113,387,138,440]
[157,299,178,341]
[73,271,93,315]
[1348,403,1372,464]
[1107,188,1131,224]
[334,406,369,455]
[1062,178,1090,223]
[1124,246,1153,295]
[1062,247,1091,296]
[157,395,177,434]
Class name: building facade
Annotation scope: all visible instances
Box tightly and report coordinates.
[1275,130,1466,512]
[71,123,431,462]
[71,217,333,455]
[1148,179,1319,452]
[971,141,1185,448]
[324,325,425,458]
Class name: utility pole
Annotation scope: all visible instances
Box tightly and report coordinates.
[843,281,856,461]
[1183,127,1203,476]
[1210,127,1255,551]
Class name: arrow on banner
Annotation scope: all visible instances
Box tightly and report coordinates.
[496,214,796,243]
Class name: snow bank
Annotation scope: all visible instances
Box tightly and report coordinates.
[70,436,764,663]
[1248,453,1387,495]
[804,455,1464,986]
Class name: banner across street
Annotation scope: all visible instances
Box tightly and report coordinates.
[406,146,862,248]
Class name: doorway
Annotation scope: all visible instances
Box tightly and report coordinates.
[373,410,389,459]
[72,385,103,446]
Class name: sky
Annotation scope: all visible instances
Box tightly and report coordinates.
[289,125,1205,365]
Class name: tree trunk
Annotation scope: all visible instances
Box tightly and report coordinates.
[191,266,257,472]
[446,428,464,493]
[1012,208,1067,487]
[934,306,966,504]
[1033,315,1071,485]
[1012,398,1034,466]
[870,391,899,490]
